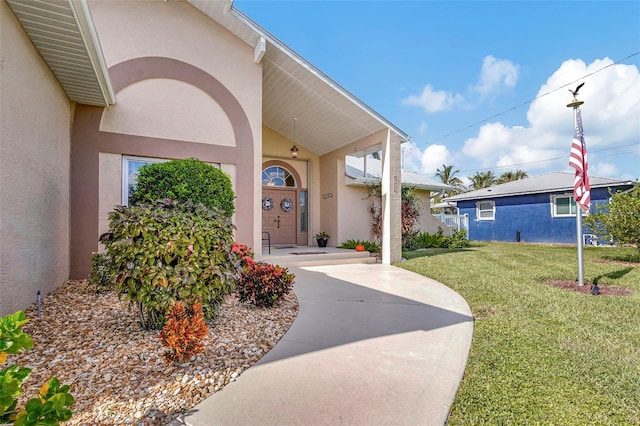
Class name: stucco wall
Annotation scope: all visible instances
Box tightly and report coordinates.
[320,129,389,246]
[415,192,452,236]
[340,179,375,243]
[70,0,262,277]
[459,187,623,243]
[0,2,71,315]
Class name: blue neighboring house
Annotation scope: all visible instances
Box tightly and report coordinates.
[443,172,635,244]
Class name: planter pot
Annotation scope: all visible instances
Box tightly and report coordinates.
[317,238,328,248]
[355,245,365,252]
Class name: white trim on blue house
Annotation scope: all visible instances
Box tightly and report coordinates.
[476,200,495,221]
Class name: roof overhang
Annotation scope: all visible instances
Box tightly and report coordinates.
[188,0,410,156]
[6,0,115,106]
[8,0,407,150]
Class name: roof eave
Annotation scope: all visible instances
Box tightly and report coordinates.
[69,0,116,106]
[445,181,635,202]
[228,6,410,142]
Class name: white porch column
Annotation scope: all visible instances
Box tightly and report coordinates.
[380,129,402,264]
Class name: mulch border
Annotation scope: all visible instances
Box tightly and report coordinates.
[541,279,634,297]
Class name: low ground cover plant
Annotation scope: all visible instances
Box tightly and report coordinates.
[160,302,208,363]
[404,228,470,251]
[337,239,380,253]
[101,198,238,329]
[88,252,113,293]
[399,243,640,424]
[237,262,294,307]
[0,311,74,425]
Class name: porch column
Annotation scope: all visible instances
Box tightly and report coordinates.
[380,129,402,264]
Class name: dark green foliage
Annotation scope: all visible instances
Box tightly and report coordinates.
[338,239,380,253]
[404,228,445,250]
[404,228,469,250]
[237,263,294,307]
[88,252,113,293]
[130,158,235,217]
[585,184,640,250]
[102,199,238,329]
[442,229,470,249]
[365,183,421,246]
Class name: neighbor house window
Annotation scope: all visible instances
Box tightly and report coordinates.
[476,200,495,221]
[551,194,586,217]
[122,156,220,205]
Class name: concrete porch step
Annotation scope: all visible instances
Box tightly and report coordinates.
[258,247,379,267]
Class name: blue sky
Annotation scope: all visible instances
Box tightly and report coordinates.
[234,0,640,183]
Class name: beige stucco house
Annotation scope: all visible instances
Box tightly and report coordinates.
[1,0,411,315]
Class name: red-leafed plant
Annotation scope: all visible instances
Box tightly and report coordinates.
[159,302,208,362]
[231,242,255,270]
[237,262,294,307]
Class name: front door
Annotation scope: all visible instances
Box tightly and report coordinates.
[262,189,297,245]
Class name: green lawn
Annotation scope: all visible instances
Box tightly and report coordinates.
[398,243,640,425]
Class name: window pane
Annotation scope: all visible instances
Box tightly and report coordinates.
[127,160,153,204]
[556,197,570,215]
[262,166,296,187]
[300,191,307,232]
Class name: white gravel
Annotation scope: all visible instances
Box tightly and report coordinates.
[10,280,298,425]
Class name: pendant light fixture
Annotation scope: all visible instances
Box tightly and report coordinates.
[291,118,299,158]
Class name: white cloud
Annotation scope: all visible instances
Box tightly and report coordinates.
[401,142,452,176]
[590,161,618,177]
[473,55,519,97]
[417,121,428,135]
[402,55,519,114]
[461,58,640,176]
[420,144,452,175]
[401,84,463,113]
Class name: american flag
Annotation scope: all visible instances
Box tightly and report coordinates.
[568,109,590,211]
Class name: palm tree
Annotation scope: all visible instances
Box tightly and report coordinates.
[498,169,528,184]
[435,164,464,196]
[469,171,498,190]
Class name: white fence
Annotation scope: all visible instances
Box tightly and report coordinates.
[432,213,469,231]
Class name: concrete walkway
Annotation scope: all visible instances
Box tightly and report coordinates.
[175,263,473,426]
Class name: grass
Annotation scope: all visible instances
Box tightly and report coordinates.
[398,243,640,425]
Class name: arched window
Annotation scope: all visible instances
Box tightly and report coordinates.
[262,165,296,187]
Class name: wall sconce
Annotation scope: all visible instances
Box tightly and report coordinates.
[290,144,299,159]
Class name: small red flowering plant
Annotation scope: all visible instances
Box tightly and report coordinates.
[231,242,255,270]
[237,262,294,307]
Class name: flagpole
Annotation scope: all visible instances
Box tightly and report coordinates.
[567,97,585,287]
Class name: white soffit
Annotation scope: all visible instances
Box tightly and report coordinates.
[188,0,409,156]
[6,0,115,106]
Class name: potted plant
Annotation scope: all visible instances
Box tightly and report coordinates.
[314,231,329,248]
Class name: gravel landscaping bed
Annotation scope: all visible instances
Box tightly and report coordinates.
[11,280,299,425]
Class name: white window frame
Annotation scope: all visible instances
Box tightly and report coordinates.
[550,193,587,218]
[122,156,221,205]
[122,156,168,206]
[476,200,495,221]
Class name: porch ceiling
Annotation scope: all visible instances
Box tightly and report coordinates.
[6,0,115,106]
[188,0,409,157]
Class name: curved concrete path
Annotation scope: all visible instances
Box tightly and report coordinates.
[175,263,473,426]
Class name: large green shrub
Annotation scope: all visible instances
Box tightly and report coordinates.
[101,199,238,329]
[130,158,235,217]
[585,184,640,250]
